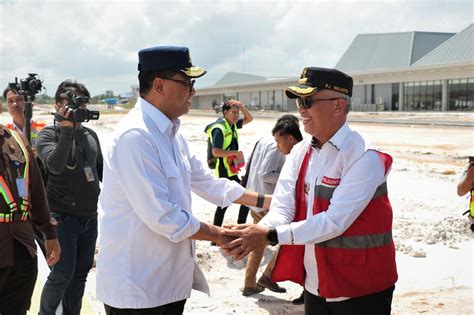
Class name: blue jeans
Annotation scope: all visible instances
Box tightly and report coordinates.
[39,213,98,315]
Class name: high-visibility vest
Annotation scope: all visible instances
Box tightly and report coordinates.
[0,130,30,223]
[206,119,239,177]
[272,146,398,298]
[5,120,46,143]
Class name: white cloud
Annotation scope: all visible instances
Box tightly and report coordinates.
[0,0,471,96]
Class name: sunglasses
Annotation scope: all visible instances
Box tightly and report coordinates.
[163,78,195,92]
[296,97,341,109]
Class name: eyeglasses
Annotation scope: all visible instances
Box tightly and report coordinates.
[163,78,195,92]
[296,97,341,109]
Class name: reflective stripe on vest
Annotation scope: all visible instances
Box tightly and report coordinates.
[315,182,388,200]
[0,130,30,222]
[316,231,392,249]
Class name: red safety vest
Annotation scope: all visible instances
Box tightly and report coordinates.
[272,146,398,298]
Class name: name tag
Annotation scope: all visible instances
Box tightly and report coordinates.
[83,166,95,182]
[16,177,28,197]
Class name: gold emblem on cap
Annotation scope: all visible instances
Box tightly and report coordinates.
[182,66,206,77]
[188,51,192,64]
[298,78,308,84]
[289,86,315,95]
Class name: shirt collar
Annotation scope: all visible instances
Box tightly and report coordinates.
[136,97,181,136]
[327,122,351,150]
[311,122,350,151]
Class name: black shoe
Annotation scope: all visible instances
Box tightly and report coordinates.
[257,275,286,293]
[242,285,264,296]
[292,291,305,305]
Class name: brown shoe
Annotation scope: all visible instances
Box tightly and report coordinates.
[242,285,264,296]
[257,275,286,293]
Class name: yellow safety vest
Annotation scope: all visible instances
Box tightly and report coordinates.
[206,119,239,177]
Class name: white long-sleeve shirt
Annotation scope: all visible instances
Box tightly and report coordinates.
[260,122,387,299]
[96,97,245,308]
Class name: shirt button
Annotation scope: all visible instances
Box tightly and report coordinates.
[72,202,76,206]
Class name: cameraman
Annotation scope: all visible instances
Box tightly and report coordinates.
[35,80,103,315]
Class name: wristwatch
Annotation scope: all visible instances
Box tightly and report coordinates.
[267,227,278,246]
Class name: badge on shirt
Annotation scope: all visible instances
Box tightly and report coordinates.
[83,166,95,182]
[16,177,28,197]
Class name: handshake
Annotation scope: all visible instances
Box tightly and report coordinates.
[215,224,271,261]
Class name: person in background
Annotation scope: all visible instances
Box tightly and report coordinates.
[240,114,303,297]
[3,86,46,146]
[3,85,48,258]
[457,157,474,231]
[96,46,270,315]
[0,124,60,315]
[223,67,398,315]
[36,80,103,315]
[204,99,253,230]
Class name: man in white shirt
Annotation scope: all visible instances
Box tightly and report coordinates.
[241,114,302,297]
[222,67,397,315]
[96,46,271,315]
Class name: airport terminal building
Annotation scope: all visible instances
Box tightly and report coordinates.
[193,24,473,112]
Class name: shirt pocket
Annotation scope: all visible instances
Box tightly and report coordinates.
[162,163,180,203]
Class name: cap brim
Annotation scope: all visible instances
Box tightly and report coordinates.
[181,66,207,78]
[285,84,318,99]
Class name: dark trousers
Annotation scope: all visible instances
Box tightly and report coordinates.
[304,286,395,315]
[0,240,38,315]
[104,300,186,315]
[213,173,240,227]
[39,213,98,315]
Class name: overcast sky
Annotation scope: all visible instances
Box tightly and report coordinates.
[0,0,472,96]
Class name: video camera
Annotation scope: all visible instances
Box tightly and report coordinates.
[8,73,43,99]
[55,91,100,123]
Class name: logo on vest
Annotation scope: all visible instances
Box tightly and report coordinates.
[321,176,341,186]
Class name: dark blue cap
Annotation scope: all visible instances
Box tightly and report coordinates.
[137,46,206,78]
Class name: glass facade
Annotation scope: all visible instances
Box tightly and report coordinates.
[448,78,474,111]
[403,80,443,111]
[403,78,474,111]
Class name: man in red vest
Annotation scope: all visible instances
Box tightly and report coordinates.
[223,67,397,315]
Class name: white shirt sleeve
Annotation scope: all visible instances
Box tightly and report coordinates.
[110,129,200,243]
[187,143,246,207]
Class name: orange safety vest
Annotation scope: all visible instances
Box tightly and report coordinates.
[272,146,398,298]
[5,120,46,142]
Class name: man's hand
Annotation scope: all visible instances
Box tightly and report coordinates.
[220,224,269,261]
[54,103,74,128]
[45,239,61,266]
